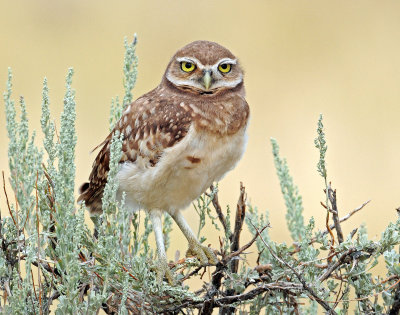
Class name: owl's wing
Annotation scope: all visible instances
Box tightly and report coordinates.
[77,88,194,213]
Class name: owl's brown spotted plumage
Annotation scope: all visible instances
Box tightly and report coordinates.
[78,40,249,283]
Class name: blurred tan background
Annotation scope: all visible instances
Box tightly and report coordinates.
[1,0,400,286]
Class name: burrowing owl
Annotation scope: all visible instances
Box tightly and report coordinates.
[78,40,249,282]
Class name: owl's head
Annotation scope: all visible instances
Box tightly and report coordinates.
[164,41,243,95]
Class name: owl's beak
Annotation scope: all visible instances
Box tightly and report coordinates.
[202,71,212,90]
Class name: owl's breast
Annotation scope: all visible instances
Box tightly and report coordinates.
[116,123,248,213]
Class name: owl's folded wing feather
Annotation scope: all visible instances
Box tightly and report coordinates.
[77,89,193,213]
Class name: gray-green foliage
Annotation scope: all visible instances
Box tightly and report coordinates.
[315,113,328,179]
[271,137,305,242]
[0,37,192,314]
[109,35,138,131]
[4,69,43,236]
[315,113,331,218]
[194,185,221,243]
[242,116,400,314]
[1,37,400,314]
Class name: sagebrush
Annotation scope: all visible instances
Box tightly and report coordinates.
[1,36,399,315]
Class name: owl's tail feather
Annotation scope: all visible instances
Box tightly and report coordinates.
[78,182,90,195]
[77,182,104,215]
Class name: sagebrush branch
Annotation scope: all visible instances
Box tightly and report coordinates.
[310,199,371,244]
[252,222,337,315]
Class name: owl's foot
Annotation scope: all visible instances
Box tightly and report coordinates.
[186,242,218,265]
[152,257,175,285]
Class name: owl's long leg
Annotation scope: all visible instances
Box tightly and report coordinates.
[171,211,218,265]
[149,209,174,283]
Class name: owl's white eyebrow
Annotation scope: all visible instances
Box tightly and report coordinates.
[176,57,204,67]
[217,58,237,65]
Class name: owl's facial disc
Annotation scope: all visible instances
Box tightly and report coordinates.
[166,57,243,94]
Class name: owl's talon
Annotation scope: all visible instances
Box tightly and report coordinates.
[186,242,218,265]
[152,257,176,285]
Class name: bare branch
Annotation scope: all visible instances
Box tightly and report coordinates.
[310,200,371,244]
[327,184,344,243]
[229,182,246,273]
[223,224,269,263]
[209,184,227,233]
[215,283,302,306]
[251,222,337,315]
[2,171,17,227]
[162,282,303,313]
[318,248,356,282]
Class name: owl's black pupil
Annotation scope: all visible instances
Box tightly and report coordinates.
[185,62,192,68]
[221,64,227,69]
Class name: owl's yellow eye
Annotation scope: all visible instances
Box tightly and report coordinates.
[181,62,196,72]
[218,63,231,73]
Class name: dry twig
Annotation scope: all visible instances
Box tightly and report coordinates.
[229,182,247,273]
[209,184,227,233]
[318,248,356,282]
[310,200,370,244]
[327,184,344,243]
[251,222,337,315]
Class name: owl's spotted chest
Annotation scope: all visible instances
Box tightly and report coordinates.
[116,125,248,213]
